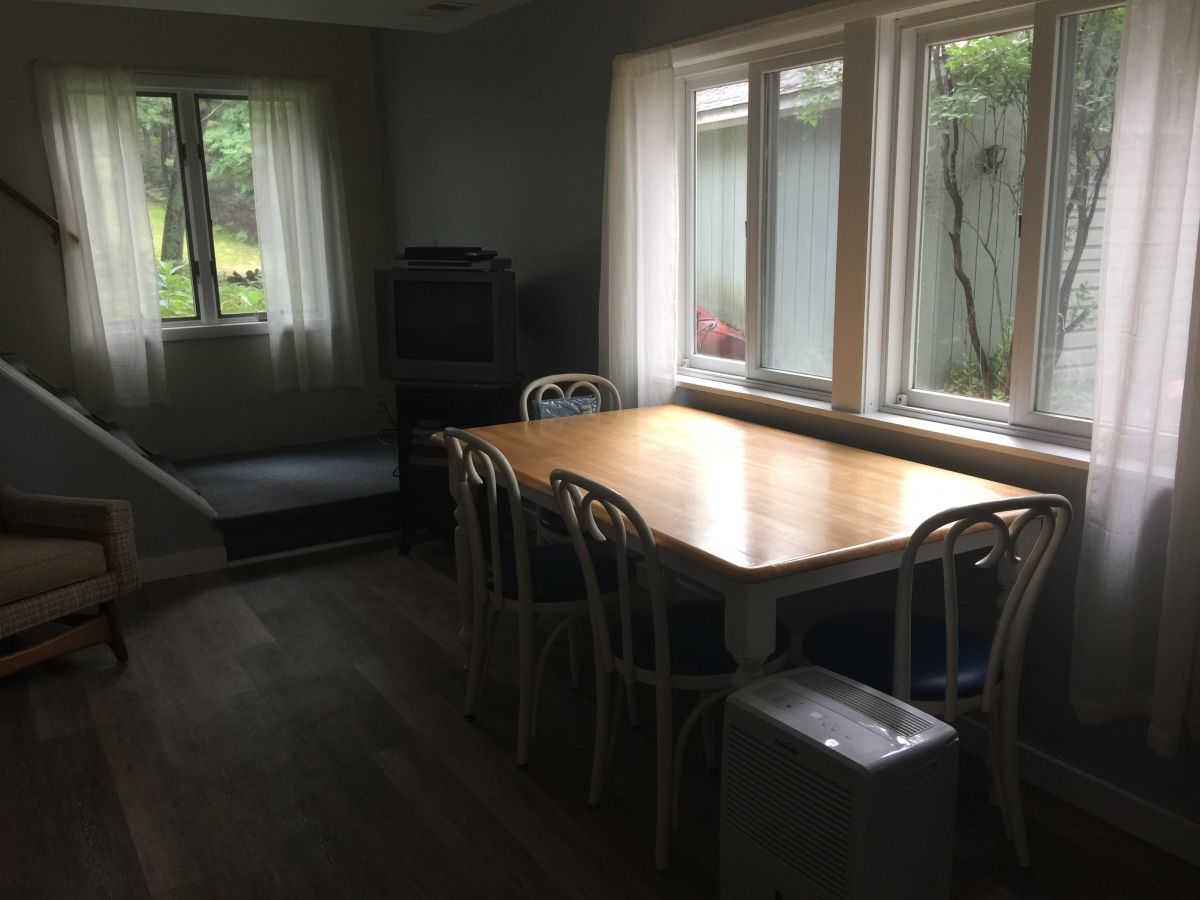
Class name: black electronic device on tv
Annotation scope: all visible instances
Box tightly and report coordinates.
[375,268,516,384]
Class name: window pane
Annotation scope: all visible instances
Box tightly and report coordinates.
[1035,7,1124,419]
[137,95,197,320]
[196,97,265,317]
[761,60,842,379]
[912,29,1032,402]
[694,81,748,362]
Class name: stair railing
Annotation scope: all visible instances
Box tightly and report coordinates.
[1,176,78,244]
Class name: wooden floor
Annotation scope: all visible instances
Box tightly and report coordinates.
[2,539,1198,899]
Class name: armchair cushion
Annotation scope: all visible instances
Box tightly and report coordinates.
[0,534,107,606]
[0,484,138,593]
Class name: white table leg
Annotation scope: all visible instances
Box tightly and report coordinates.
[724,582,778,688]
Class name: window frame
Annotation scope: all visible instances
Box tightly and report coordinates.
[679,37,846,398]
[887,7,1034,426]
[882,0,1108,441]
[135,73,268,339]
[746,46,847,393]
[675,0,1124,450]
[682,64,751,379]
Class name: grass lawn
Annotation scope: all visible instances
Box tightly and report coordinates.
[148,198,266,315]
[147,199,263,273]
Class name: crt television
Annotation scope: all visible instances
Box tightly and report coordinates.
[376,268,516,384]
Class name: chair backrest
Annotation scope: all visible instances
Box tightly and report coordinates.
[520,374,622,422]
[550,469,666,684]
[892,494,1072,720]
[444,427,533,609]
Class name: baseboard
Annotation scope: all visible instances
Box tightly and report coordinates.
[955,717,1200,868]
[138,546,227,582]
[225,531,402,568]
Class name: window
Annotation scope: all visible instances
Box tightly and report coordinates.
[686,52,844,392]
[135,77,266,330]
[892,4,1124,436]
[1032,7,1124,421]
[679,0,1126,444]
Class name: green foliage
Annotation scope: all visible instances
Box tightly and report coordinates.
[136,96,179,202]
[157,259,197,319]
[199,99,259,241]
[930,32,1032,126]
[199,99,252,180]
[218,268,267,316]
[946,320,1012,402]
[787,60,844,128]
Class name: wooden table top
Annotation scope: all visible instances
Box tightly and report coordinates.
[467,404,1032,584]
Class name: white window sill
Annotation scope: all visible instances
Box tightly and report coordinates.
[161,320,268,341]
[675,372,1090,472]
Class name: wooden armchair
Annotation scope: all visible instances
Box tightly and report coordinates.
[0,484,136,677]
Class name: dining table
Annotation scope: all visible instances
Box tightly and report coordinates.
[456,403,1033,685]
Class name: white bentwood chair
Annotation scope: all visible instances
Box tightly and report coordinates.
[802,494,1071,868]
[518,373,624,695]
[551,468,790,871]
[445,428,622,767]
[519,373,621,423]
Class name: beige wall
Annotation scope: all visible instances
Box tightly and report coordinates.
[0,0,390,459]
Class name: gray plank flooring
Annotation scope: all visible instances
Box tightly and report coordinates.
[1,539,1198,899]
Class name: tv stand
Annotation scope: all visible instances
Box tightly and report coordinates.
[393,380,520,552]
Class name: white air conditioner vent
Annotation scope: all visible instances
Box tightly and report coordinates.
[725,725,852,897]
[787,667,931,737]
[721,668,959,900]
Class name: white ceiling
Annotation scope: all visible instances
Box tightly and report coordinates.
[26,0,532,32]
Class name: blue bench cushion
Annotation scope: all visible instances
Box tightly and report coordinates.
[614,601,791,677]
[534,396,598,419]
[801,610,992,701]
[496,540,622,603]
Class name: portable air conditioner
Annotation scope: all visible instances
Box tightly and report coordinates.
[720,667,958,900]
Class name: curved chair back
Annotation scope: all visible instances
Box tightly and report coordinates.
[550,469,667,682]
[444,427,533,610]
[520,374,622,422]
[892,494,1071,720]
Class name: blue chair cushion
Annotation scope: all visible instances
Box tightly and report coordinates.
[614,601,791,677]
[801,610,992,701]
[496,540,622,603]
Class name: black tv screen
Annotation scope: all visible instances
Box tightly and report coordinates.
[376,268,515,384]
[394,281,493,363]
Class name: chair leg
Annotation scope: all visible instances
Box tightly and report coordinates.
[672,690,731,828]
[604,679,626,788]
[701,691,720,771]
[516,610,536,767]
[625,681,642,729]
[567,620,583,691]
[654,684,674,872]
[101,601,128,663]
[999,689,1031,868]
[988,701,1011,832]
[462,600,490,719]
[589,670,613,807]
[531,612,580,741]
[480,608,500,686]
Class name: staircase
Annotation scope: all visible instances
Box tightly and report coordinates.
[1,352,400,569]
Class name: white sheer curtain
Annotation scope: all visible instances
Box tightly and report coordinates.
[599,49,679,408]
[37,63,166,409]
[1071,0,1200,757]
[249,78,362,392]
